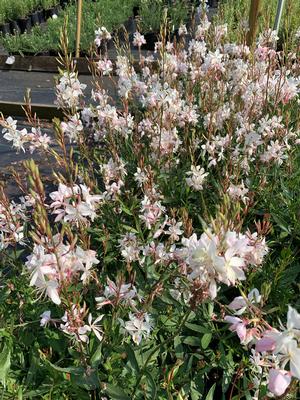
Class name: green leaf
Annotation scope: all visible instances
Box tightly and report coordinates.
[205,383,216,400]
[90,343,102,367]
[183,336,200,346]
[174,336,184,359]
[0,342,11,387]
[185,323,211,334]
[121,225,139,234]
[144,371,157,399]
[201,333,212,350]
[124,344,140,372]
[105,383,130,400]
[43,358,100,390]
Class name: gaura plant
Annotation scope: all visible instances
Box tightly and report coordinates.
[0,8,300,400]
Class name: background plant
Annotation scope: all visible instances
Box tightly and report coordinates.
[0,5,300,400]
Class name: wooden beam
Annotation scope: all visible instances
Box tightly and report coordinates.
[0,55,91,74]
[0,55,158,75]
[0,101,64,120]
[247,0,261,46]
[76,0,83,58]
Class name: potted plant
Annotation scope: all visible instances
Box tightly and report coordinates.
[14,1,32,34]
[60,0,69,9]
[169,0,189,28]
[138,0,164,50]
[29,0,41,26]
[0,16,11,36]
[0,1,11,35]
[0,0,13,35]
[42,0,60,20]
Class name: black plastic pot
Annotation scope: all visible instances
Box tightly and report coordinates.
[207,0,219,7]
[98,38,113,54]
[60,0,69,8]
[45,7,56,19]
[53,5,61,16]
[133,6,139,18]
[37,9,45,23]
[17,17,31,34]
[9,20,20,34]
[141,32,159,51]
[124,17,136,34]
[31,11,40,26]
[38,51,50,56]
[0,23,11,35]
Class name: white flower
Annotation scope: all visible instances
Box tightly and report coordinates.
[133,32,146,47]
[124,313,153,345]
[284,340,300,379]
[61,114,83,142]
[40,310,51,327]
[96,278,137,308]
[227,182,249,203]
[178,24,188,36]
[166,220,184,242]
[85,314,104,342]
[97,59,113,75]
[95,27,112,47]
[186,165,208,191]
[118,233,140,262]
[228,288,261,315]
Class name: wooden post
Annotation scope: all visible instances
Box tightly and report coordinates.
[273,0,285,34]
[75,0,83,58]
[247,0,261,46]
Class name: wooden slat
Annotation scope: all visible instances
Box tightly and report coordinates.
[0,55,91,74]
[247,0,261,46]
[0,101,64,120]
[0,54,158,75]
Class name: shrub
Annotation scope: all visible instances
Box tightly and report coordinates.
[0,8,300,400]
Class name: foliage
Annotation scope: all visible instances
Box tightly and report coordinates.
[0,0,192,54]
[0,6,300,400]
[213,0,300,51]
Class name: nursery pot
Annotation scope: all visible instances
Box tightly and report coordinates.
[17,17,32,34]
[9,20,20,34]
[208,0,219,7]
[53,5,61,15]
[60,0,69,8]
[133,6,139,18]
[0,23,11,35]
[49,49,59,56]
[141,32,159,51]
[45,7,56,19]
[98,38,113,54]
[116,17,135,42]
[37,10,45,23]
[31,11,40,26]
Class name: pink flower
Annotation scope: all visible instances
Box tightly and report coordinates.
[268,369,291,397]
[255,331,276,353]
[224,316,247,342]
[133,32,146,48]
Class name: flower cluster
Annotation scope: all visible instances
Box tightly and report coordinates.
[49,183,102,224]
[56,72,86,109]
[225,291,300,398]
[181,230,267,299]
[26,234,99,304]
[0,197,27,250]
[1,117,51,153]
